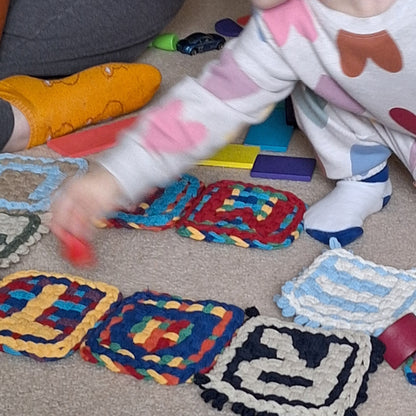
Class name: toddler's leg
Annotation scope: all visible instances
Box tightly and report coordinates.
[291,84,396,246]
[304,165,392,246]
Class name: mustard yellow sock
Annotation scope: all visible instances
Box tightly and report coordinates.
[0,62,161,148]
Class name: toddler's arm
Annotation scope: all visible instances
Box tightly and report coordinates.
[51,11,297,241]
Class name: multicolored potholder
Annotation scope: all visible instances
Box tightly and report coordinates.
[0,271,121,361]
[275,248,416,336]
[195,314,385,416]
[176,180,306,249]
[80,290,245,385]
[0,153,87,213]
[0,212,49,268]
[98,174,204,230]
[404,353,416,385]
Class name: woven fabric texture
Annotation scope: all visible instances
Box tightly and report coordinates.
[0,270,121,361]
[275,247,416,336]
[0,153,87,213]
[176,180,306,249]
[98,174,204,230]
[195,314,385,416]
[0,212,49,268]
[80,290,244,385]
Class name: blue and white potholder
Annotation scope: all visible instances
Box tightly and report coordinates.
[195,314,384,416]
[275,248,416,336]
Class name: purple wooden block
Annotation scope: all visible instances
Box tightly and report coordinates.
[215,18,243,37]
[250,154,316,182]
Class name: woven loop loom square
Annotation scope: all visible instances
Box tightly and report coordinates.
[80,290,245,385]
[275,247,416,336]
[97,174,204,230]
[0,212,49,268]
[0,153,87,213]
[195,315,384,416]
[176,180,306,249]
[0,270,121,361]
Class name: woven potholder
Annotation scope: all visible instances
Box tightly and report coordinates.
[195,314,384,416]
[0,271,121,361]
[0,153,87,213]
[0,212,49,268]
[176,180,306,249]
[80,290,245,384]
[275,248,416,335]
[98,174,204,230]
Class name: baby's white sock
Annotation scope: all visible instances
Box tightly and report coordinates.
[304,168,392,246]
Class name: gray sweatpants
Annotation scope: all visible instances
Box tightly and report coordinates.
[0,0,185,79]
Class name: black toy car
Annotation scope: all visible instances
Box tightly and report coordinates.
[177,32,226,55]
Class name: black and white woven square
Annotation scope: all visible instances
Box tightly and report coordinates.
[195,315,384,416]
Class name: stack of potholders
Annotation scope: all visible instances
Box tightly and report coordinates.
[80,290,245,385]
[97,174,204,230]
[176,180,306,249]
[195,311,384,416]
[0,270,121,360]
[0,153,87,267]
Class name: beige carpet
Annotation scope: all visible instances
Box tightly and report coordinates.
[1,1,416,415]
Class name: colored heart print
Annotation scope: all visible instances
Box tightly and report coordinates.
[142,100,207,153]
[262,0,317,47]
[390,108,416,135]
[337,30,402,77]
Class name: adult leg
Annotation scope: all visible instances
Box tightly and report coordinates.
[0,0,184,151]
[292,84,393,246]
[0,0,185,78]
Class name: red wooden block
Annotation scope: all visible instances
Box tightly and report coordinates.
[58,229,96,268]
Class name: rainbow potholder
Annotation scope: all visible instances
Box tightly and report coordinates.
[195,313,385,416]
[275,247,416,336]
[0,212,49,268]
[80,290,245,385]
[0,153,87,212]
[0,271,121,361]
[176,180,306,249]
[98,174,204,230]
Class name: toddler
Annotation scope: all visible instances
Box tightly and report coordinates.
[52,0,409,247]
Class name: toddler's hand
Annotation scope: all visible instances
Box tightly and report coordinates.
[50,164,125,242]
[251,0,288,9]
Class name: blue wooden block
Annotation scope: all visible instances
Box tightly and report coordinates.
[250,154,316,182]
[244,106,293,152]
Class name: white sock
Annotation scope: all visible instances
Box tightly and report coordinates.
[304,178,392,246]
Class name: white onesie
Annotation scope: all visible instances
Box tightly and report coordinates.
[99,0,416,205]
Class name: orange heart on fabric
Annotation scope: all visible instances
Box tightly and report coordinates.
[390,108,416,135]
[337,30,402,77]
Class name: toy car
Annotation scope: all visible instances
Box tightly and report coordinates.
[176,32,226,55]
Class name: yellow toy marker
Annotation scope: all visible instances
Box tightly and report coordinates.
[198,144,260,169]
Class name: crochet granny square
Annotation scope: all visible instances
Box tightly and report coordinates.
[176,180,306,249]
[0,212,49,268]
[275,248,416,335]
[0,153,87,213]
[195,314,384,416]
[0,271,121,361]
[98,174,204,230]
[80,290,245,384]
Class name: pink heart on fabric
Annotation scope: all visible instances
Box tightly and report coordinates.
[262,0,317,47]
[142,100,207,153]
[390,108,416,135]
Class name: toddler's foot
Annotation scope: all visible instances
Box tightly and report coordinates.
[304,167,392,246]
